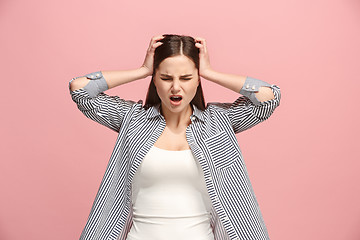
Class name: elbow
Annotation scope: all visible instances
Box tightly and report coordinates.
[272,85,281,106]
[253,87,281,120]
[255,86,276,102]
[69,77,90,92]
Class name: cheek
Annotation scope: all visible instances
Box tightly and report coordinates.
[155,85,168,99]
[192,80,200,91]
[186,83,199,98]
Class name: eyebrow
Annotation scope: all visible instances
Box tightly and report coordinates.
[160,74,193,77]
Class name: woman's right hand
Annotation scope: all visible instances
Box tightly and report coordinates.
[140,35,164,77]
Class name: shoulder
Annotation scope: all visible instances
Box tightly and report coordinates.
[124,99,147,113]
[206,100,236,114]
[201,102,233,123]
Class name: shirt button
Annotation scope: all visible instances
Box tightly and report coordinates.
[96,73,100,77]
[246,84,250,89]
[252,85,256,90]
[191,116,196,121]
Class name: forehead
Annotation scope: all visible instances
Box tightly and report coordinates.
[157,55,196,73]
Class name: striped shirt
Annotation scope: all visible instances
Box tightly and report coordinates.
[68,72,281,240]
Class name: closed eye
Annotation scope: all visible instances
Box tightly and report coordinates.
[160,78,192,81]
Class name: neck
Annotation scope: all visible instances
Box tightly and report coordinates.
[160,103,193,128]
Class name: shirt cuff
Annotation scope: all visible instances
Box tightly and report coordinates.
[239,76,272,105]
[68,71,109,98]
[81,71,109,98]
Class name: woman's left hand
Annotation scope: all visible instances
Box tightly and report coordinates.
[195,37,213,79]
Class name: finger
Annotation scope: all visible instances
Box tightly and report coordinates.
[195,37,203,46]
[153,35,165,41]
[147,42,163,54]
[196,43,207,56]
[151,41,163,50]
[152,35,165,44]
[195,37,205,43]
[148,35,165,49]
[198,38,207,49]
[195,37,207,50]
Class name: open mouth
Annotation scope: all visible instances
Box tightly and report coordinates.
[170,96,182,102]
[170,95,183,105]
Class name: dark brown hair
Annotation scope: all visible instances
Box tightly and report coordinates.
[144,34,206,111]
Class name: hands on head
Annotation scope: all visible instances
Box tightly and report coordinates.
[194,37,212,79]
[141,35,164,77]
[140,35,213,79]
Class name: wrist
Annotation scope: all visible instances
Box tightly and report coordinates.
[200,68,216,81]
[138,66,152,78]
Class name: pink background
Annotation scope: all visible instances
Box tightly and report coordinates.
[1,0,359,239]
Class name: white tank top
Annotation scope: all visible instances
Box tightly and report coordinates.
[126,145,215,240]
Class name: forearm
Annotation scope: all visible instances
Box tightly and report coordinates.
[70,67,149,92]
[102,67,149,89]
[202,68,275,102]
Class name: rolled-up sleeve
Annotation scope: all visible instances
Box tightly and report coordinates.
[68,71,138,132]
[230,76,281,133]
[210,77,281,134]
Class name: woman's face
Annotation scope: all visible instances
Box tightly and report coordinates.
[153,55,199,115]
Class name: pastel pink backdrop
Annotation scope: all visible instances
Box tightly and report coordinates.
[1,0,359,239]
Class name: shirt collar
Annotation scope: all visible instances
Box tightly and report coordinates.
[145,103,205,122]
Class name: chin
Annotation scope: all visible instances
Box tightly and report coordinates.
[163,101,190,112]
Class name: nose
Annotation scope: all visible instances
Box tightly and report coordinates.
[171,79,181,93]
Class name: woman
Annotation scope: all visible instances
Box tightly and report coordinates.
[69,34,281,240]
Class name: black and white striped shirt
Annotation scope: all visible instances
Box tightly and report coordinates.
[68,71,281,240]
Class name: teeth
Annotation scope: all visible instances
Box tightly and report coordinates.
[171,96,182,101]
